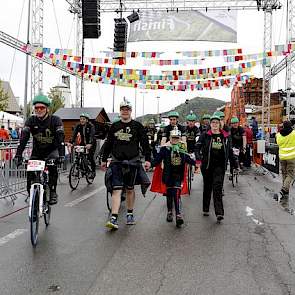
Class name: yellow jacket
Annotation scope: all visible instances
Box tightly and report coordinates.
[276,130,295,160]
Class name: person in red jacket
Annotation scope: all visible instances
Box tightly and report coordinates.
[0,125,9,141]
[243,122,253,168]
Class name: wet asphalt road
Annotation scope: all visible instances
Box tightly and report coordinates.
[0,168,295,295]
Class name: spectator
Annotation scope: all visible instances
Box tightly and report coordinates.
[243,122,253,168]
[0,125,9,141]
[251,116,258,139]
[274,120,295,209]
[9,127,19,140]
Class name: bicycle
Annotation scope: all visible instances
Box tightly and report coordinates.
[26,159,55,247]
[69,145,94,190]
[230,148,240,187]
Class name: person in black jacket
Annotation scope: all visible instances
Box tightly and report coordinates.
[69,112,96,178]
[14,94,65,205]
[153,127,196,227]
[101,100,151,230]
[195,114,234,223]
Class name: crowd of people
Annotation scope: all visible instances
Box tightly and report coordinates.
[0,125,20,142]
[13,94,295,230]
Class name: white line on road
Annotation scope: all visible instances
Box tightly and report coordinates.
[64,186,105,207]
[0,229,28,246]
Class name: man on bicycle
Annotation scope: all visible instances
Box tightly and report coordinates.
[161,111,186,145]
[69,113,96,178]
[185,112,200,155]
[229,117,247,175]
[144,118,157,159]
[14,94,65,205]
[101,100,151,230]
[200,114,211,133]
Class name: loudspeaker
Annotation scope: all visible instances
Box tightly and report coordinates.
[82,0,101,39]
[113,18,128,52]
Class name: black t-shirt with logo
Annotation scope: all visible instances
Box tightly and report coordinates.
[102,120,151,162]
[230,126,245,148]
[145,127,157,146]
[186,126,200,153]
[210,133,225,167]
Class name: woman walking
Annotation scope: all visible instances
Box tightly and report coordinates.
[195,114,234,223]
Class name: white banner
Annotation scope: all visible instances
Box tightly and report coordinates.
[129,10,237,42]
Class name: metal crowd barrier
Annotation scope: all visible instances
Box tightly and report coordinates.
[0,140,73,204]
[0,140,31,203]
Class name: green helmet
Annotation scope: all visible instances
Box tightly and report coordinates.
[231,117,239,124]
[214,111,225,118]
[186,113,197,121]
[32,94,51,106]
[202,114,211,120]
[210,115,221,122]
[168,111,179,118]
[80,112,90,119]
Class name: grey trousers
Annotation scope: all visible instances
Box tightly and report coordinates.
[280,159,295,194]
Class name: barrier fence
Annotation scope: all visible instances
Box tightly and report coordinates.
[0,139,101,203]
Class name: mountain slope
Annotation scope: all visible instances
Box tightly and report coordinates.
[138,96,225,123]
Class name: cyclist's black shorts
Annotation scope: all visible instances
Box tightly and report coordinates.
[110,162,138,190]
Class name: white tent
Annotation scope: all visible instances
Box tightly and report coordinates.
[0,111,24,128]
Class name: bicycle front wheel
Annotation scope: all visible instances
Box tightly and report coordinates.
[69,163,80,190]
[187,165,192,195]
[44,188,51,227]
[30,188,40,247]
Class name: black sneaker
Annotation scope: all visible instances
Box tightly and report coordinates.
[166,212,173,222]
[216,215,224,223]
[203,211,210,217]
[49,191,58,205]
[176,214,184,227]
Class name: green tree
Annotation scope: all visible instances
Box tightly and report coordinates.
[0,80,9,111]
[48,87,64,115]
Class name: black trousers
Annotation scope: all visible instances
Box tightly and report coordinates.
[88,148,96,172]
[166,187,182,215]
[201,166,225,216]
[27,150,59,193]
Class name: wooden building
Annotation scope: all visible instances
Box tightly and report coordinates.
[55,107,110,142]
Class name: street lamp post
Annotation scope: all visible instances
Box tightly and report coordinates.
[156,96,160,123]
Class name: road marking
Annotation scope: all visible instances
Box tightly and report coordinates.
[0,229,28,246]
[64,186,105,207]
[245,206,254,216]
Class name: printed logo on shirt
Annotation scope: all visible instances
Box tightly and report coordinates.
[171,154,182,166]
[212,136,223,150]
[115,129,133,141]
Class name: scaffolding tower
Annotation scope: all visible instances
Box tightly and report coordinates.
[31,0,44,100]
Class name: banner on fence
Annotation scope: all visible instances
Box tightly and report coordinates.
[262,144,280,174]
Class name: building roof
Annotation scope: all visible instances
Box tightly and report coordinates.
[1,81,21,113]
[55,107,110,122]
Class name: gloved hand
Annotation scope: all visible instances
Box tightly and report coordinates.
[14,155,23,167]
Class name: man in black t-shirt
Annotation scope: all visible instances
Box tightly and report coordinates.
[185,113,200,154]
[144,119,157,158]
[230,117,247,170]
[161,111,186,145]
[101,100,151,230]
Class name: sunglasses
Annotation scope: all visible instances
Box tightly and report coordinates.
[35,106,46,111]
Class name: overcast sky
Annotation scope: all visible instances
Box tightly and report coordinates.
[0,1,288,116]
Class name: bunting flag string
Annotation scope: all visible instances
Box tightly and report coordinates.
[23,44,295,67]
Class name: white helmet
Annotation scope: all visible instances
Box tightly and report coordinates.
[120,100,132,110]
[170,127,181,138]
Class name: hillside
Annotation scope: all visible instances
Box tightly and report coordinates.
[137,96,225,123]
